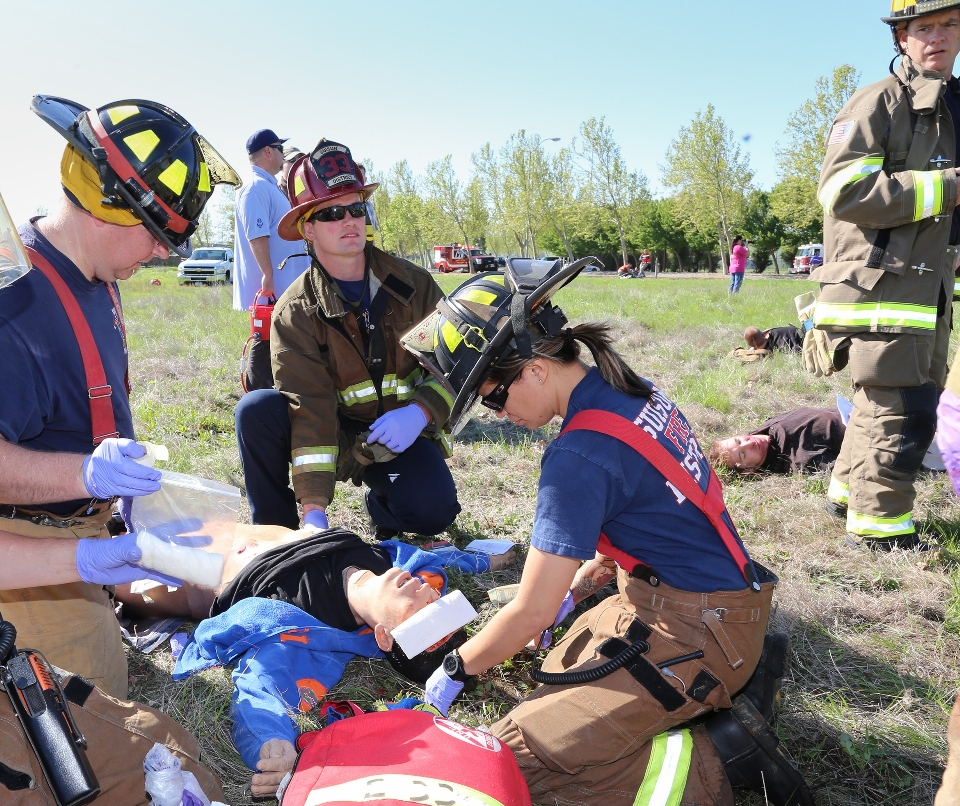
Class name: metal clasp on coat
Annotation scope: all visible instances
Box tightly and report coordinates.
[913,263,933,274]
[704,607,727,621]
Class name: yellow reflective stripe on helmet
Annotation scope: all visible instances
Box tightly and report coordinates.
[302,774,504,806]
[459,288,498,305]
[422,377,454,409]
[912,170,945,221]
[157,159,189,195]
[828,477,849,504]
[814,301,936,329]
[107,105,139,125]
[198,162,211,193]
[485,273,505,285]
[633,729,693,806]
[818,157,884,215]
[291,446,338,474]
[441,320,464,354]
[294,175,306,197]
[123,129,161,163]
[338,380,379,407]
[846,510,914,537]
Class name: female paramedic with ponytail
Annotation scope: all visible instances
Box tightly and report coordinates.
[403,258,811,806]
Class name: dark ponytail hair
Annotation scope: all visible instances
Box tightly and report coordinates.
[487,323,652,398]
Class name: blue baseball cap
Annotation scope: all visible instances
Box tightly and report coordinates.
[246,128,287,154]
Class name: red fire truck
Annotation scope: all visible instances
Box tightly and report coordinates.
[433,245,499,274]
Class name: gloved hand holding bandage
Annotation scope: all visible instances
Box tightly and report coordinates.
[135,532,224,588]
[83,439,162,498]
[76,533,184,587]
[369,405,428,454]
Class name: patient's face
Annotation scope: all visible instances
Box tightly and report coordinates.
[367,567,440,631]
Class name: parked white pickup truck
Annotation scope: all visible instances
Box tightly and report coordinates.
[177,246,234,285]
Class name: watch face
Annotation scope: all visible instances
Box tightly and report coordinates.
[443,653,459,677]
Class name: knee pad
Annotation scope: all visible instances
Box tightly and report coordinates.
[893,384,938,473]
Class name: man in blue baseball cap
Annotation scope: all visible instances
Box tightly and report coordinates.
[234,128,310,390]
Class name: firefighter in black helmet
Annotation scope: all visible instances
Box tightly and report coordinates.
[0,96,239,700]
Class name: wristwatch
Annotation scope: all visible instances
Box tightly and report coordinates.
[442,649,475,683]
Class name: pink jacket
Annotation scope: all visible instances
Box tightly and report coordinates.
[729,244,748,273]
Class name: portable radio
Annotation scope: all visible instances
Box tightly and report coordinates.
[240,288,277,392]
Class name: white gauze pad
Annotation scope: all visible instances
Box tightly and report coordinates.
[135,531,225,589]
[391,589,479,658]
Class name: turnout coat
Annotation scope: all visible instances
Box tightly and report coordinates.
[814,56,957,336]
[271,245,452,508]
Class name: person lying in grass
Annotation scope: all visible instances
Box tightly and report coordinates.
[708,407,844,474]
[167,527,514,797]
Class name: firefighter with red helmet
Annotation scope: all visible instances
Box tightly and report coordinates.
[233,139,460,538]
[806,1,960,549]
[0,97,238,698]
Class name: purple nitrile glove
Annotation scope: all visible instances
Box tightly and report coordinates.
[303,509,329,530]
[118,496,134,534]
[937,389,960,498]
[76,533,184,587]
[82,439,161,499]
[369,405,428,454]
[424,665,464,717]
[533,590,576,650]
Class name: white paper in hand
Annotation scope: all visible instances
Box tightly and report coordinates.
[391,589,478,658]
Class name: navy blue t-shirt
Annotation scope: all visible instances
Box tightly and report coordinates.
[0,221,134,513]
[531,368,751,592]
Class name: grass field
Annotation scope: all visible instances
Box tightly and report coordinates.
[122,268,960,805]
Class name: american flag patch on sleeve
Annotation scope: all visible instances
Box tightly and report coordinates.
[828,122,853,145]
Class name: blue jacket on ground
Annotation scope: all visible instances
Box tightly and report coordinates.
[173,540,489,768]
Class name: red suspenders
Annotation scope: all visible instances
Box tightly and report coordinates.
[561,409,761,591]
[26,247,124,447]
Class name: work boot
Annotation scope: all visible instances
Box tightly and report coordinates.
[706,695,813,806]
[824,499,847,520]
[363,490,402,542]
[735,632,789,724]
[867,532,936,552]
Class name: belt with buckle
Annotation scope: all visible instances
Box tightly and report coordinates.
[0,501,113,529]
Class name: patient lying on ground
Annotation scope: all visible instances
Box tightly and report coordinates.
[157,527,514,796]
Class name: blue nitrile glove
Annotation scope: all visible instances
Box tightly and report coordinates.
[534,590,576,650]
[369,405,428,454]
[424,666,464,717]
[76,533,184,586]
[118,496,134,534]
[82,439,161,499]
[937,389,960,498]
[303,509,329,530]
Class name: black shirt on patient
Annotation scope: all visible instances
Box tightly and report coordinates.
[751,407,845,474]
[210,529,392,630]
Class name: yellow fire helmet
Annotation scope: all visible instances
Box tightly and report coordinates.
[882,0,960,24]
[0,191,32,291]
[401,256,600,434]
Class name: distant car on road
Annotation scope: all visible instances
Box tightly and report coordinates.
[178,247,234,285]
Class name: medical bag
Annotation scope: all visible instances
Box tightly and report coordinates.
[240,289,276,393]
[281,707,532,806]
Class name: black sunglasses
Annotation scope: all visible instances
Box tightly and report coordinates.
[307,202,368,223]
[270,144,285,152]
[480,367,524,412]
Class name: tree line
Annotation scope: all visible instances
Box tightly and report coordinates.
[369,64,859,274]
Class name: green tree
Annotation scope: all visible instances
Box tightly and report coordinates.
[661,105,753,271]
[631,198,690,272]
[499,130,554,258]
[574,117,648,267]
[472,143,527,255]
[742,190,785,274]
[423,155,470,248]
[772,65,860,254]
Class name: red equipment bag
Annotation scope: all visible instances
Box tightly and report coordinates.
[240,289,276,393]
[281,709,532,806]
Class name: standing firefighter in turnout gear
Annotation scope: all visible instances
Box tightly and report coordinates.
[403,259,812,806]
[0,97,239,698]
[808,1,960,548]
[234,140,460,536]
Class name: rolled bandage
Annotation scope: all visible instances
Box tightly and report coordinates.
[390,589,479,658]
[135,531,224,588]
[132,442,169,468]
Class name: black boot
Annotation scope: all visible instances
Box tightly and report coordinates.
[736,632,789,723]
[363,490,402,542]
[824,499,847,520]
[706,695,813,806]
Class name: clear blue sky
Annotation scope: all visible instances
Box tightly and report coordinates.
[2,0,891,223]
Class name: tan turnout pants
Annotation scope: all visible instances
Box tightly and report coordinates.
[0,671,223,805]
[490,568,773,805]
[0,508,128,699]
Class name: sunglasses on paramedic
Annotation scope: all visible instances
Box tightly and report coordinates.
[480,367,525,412]
[307,202,368,223]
